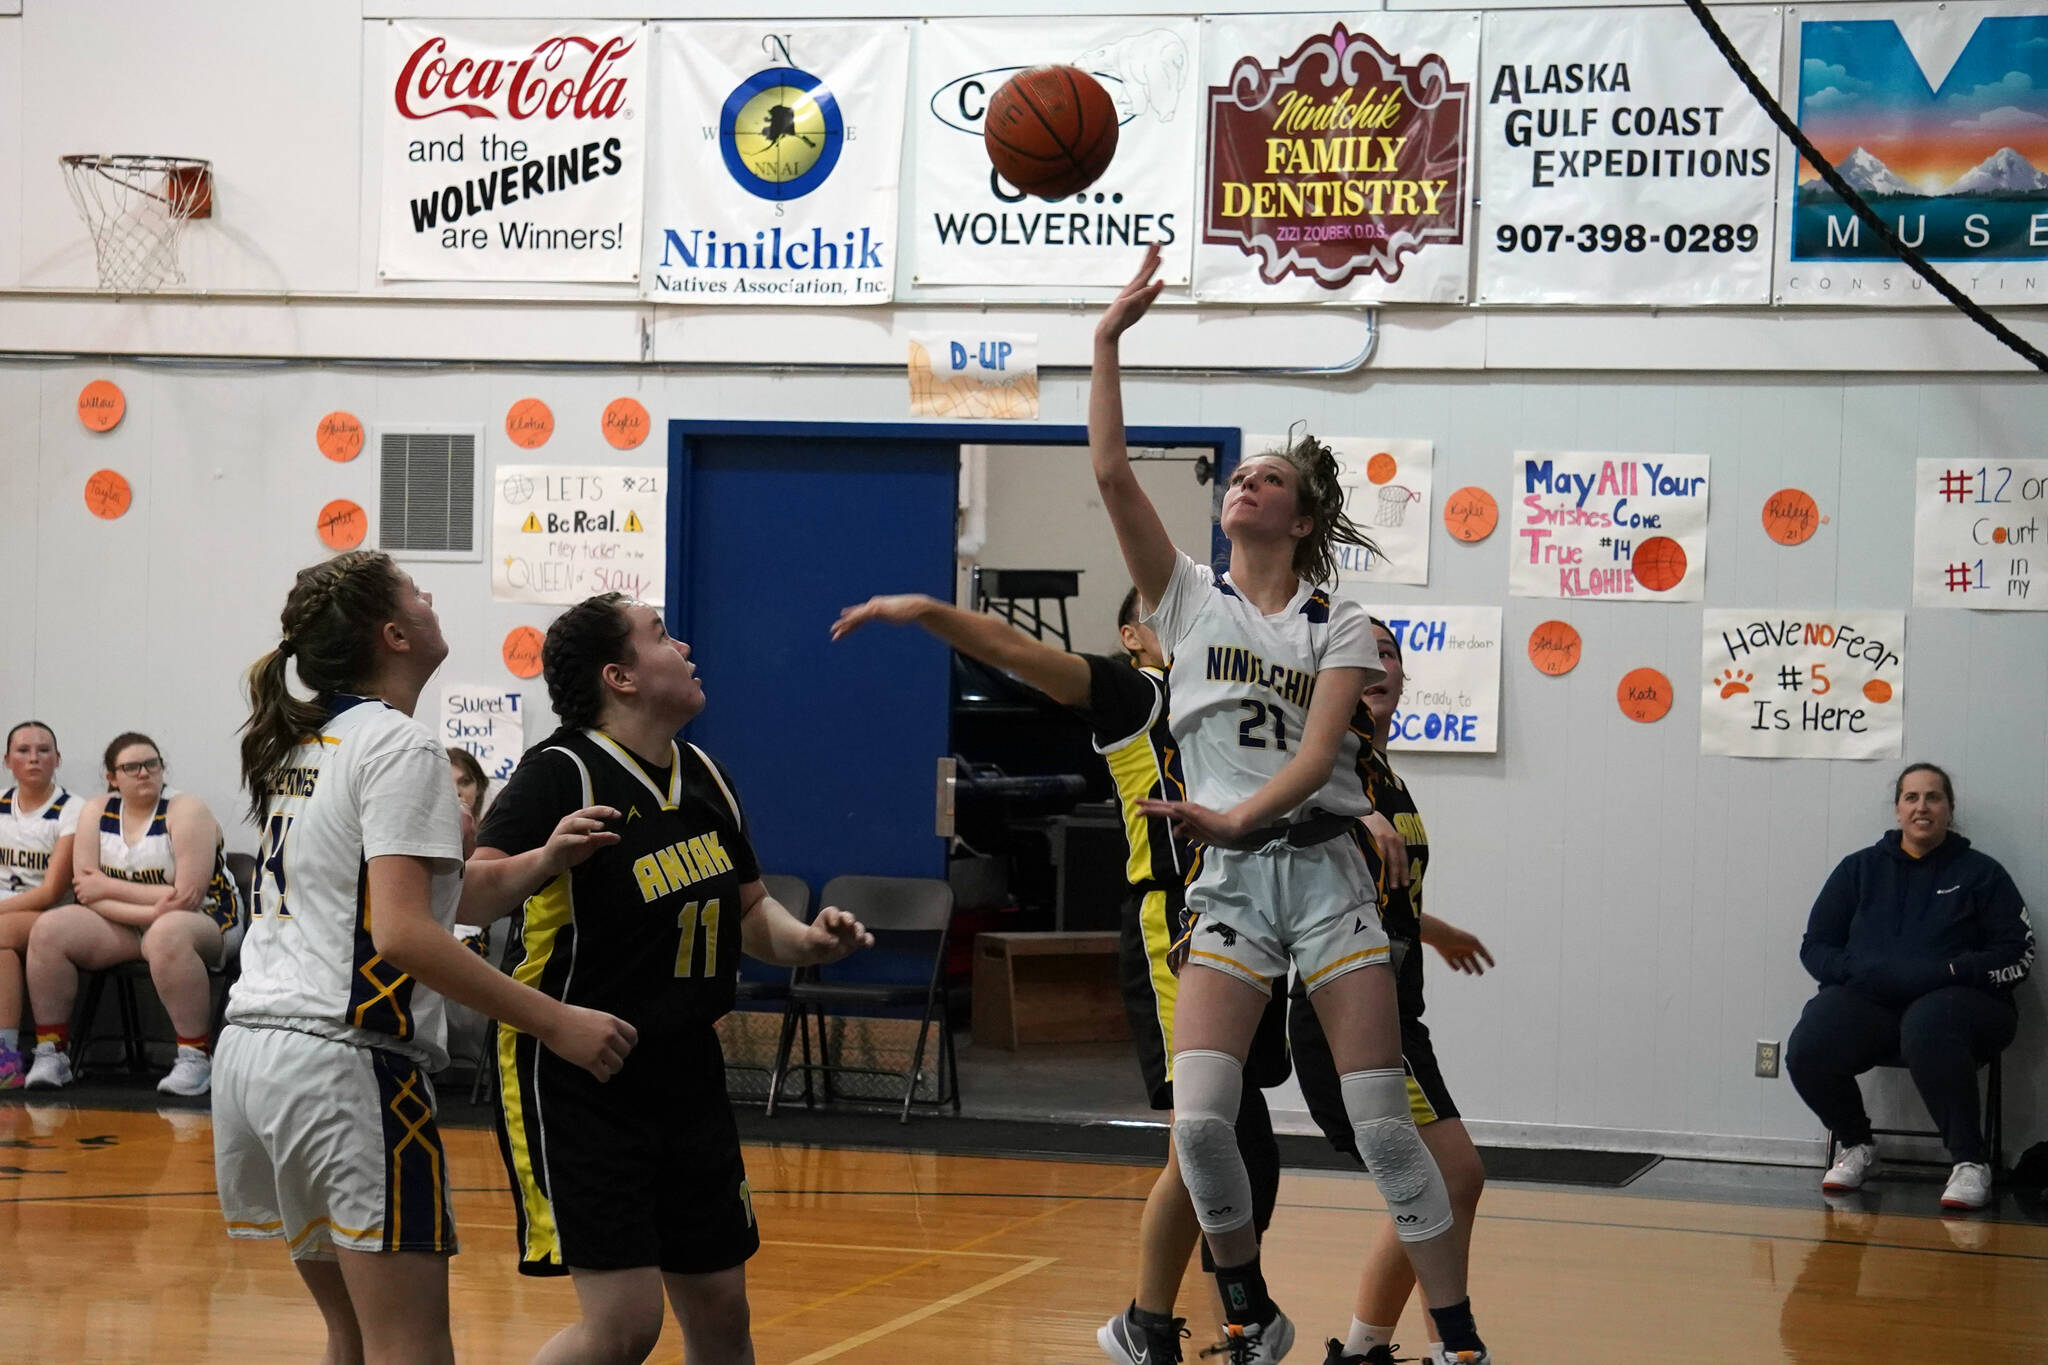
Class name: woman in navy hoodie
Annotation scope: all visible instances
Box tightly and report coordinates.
[1788,763,2034,1211]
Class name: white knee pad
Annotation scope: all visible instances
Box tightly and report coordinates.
[1172,1049,1253,1235]
[1341,1069,1453,1242]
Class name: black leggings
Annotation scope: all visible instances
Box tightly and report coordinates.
[1786,985,2017,1165]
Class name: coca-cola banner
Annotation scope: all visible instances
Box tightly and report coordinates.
[1476,8,1780,305]
[908,17,1203,288]
[1195,13,1478,303]
[1775,2,2048,305]
[378,22,646,282]
[646,23,908,304]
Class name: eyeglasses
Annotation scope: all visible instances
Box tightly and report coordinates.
[114,757,164,777]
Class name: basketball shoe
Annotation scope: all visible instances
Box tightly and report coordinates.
[1941,1161,1993,1211]
[157,1045,212,1097]
[1199,1310,1294,1363]
[1100,1302,1190,1365]
[1320,1342,1412,1363]
[1822,1142,1879,1192]
[23,1042,72,1089]
[0,1047,24,1089]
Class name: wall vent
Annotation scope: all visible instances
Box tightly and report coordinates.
[377,427,482,562]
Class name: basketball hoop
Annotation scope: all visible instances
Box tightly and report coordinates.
[59,154,213,293]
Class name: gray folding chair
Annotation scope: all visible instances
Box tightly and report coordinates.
[767,875,959,1123]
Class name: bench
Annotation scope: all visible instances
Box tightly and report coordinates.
[971,930,1128,1049]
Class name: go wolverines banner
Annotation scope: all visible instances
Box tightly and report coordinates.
[1195,13,1478,303]
[646,23,908,304]
[908,16,1203,288]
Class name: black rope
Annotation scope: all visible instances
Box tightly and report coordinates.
[1680,0,2048,372]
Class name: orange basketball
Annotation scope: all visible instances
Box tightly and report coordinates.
[1862,679,1893,704]
[1365,452,1398,485]
[984,66,1119,200]
[1631,536,1688,593]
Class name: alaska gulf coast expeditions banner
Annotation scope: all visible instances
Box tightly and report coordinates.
[1777,2,2048,305]
[647,23,908,304]
[1196,13,1479,303]
[379,22,646,282]
[909,17,1202,288]
[1477,8,1779,305]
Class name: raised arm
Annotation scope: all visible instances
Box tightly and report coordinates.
[831,594,1091,707]
[1092,245,1176,608]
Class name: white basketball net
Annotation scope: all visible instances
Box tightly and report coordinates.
[59,155,211,293]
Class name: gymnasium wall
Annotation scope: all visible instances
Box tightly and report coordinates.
[1,2,2043,1163]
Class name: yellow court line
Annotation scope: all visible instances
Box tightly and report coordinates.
[787,1256,1059,1365]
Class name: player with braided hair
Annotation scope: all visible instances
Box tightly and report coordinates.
[1091,246,1491,1365]
[216,549,636,1365]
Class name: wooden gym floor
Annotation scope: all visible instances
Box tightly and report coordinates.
[1,1100,2044,1363]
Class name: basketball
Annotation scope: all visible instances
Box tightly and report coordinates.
[983,65,1119,200]
[1631,535,1688,592]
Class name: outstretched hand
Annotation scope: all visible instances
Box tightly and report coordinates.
[1429,923,1495,976]
[805,906,874,964]
[543,806,622,876]
[1138,798,1252,849]
[831,595,936,642]
[1096,244,1164,345]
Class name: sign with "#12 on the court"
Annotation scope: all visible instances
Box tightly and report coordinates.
[492,465,666,606]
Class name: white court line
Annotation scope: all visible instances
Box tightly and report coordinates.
[787,1255,1059,1365]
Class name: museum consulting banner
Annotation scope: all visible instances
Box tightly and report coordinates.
[1776,3,2048,305]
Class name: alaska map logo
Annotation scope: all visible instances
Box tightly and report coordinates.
[720,65,843,200]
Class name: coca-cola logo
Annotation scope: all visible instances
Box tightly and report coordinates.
[396,35,634,121]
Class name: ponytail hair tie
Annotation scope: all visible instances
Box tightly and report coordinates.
[277,638,296,660]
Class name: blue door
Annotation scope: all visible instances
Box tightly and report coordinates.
[670,426,959,894]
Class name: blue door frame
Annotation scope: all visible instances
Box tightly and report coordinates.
[665,420,1242,640]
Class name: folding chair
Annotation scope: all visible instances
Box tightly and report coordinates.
[74,851,254,1078]
[1827,1052,2006,1174]
[767,875,958,1124]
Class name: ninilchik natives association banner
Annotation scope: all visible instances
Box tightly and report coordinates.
[908,17,1202,288]
[1777,3,2048,305]
[646,23,908,304]
[1476,8,1780,305]
[1196,13,1478,303]
[1509,451,1710,600]
[1701,611,1905,759]
[379,22,646,282]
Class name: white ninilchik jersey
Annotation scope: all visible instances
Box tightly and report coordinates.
[95,789,241,932]
[228,696,465,1070]
[0,786,80,895]
[1146,550,1383,821]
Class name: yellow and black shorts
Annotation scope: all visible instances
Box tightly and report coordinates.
[495,1022,759,1277]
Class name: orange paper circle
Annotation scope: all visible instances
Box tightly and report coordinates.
[78,380,125,432]
[603,397,651,450]
[1365,452,1398,485]
[317,499,367,551]
[1442,486,1498,543]
[1762,489,1820,545]
[1863,679,1894,705]
[317,411,365,463]
[502,626,545,679]
[1528,620,1582,676]
[1617,667,1673,724]
[83,469,132,519]
[506,398,554,450]
[1631,536,1688,592]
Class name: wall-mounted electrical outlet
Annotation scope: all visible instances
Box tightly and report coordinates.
[1754,1041,1781,1078]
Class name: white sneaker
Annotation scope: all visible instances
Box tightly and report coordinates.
[1822,1142,1880,1192]
[1210,1311,1294,1364]
[156,1045,212,1097]
[1430,1350,1492,1365]
[1941,1161,1993,1211]
[22,1042,73,1089]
